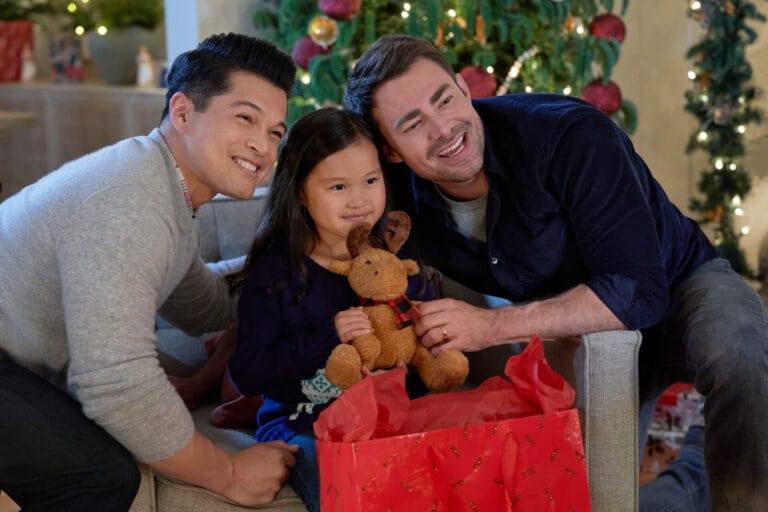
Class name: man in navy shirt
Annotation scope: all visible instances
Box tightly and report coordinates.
[344,34,768,511]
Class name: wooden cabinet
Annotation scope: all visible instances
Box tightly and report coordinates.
[0,82,165,201]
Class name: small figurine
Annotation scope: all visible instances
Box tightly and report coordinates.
[21,43,36,82]
[136,45,155,87]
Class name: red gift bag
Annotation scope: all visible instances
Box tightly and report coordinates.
[315,336,591,511]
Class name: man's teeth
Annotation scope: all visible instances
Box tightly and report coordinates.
[438,136,464,157]
[235,158,258,173]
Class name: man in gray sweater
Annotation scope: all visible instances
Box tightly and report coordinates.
[0,33,299,510]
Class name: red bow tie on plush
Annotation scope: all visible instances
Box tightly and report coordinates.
[360,294,421,329]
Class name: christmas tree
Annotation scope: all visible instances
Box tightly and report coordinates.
[684,0,765,275]
[255,0,637,132]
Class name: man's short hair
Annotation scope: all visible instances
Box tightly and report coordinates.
[161,33,296,120]
[344,34,454,131]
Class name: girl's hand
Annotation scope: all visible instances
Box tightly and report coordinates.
[334,307,373,343]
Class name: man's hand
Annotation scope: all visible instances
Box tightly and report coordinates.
[149,432,298,507]
[223,441,299,506]
[335,307,372,343]
[414,285,626,354]
[414,298,500,354]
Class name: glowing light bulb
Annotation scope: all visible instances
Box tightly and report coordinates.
[525,86,532,93]
[714,159,724,170]
[447,9,456,17]
[737,125,746,134]
[741,226,750,235]
[403,2,411,10]
[300,74,310,85]
[735,208,744,216]
[732,195,742,206]
[687,70,697,80]
[697,131,708,142]
[67,3,77,13]
[486,66,494,74]
[74,25,85,36]
[563,85,572,95]
[96,25,108,35]
[700,94,708,102]
[729,163,737,171]
[691,1,702,10]
[401,11,408,18]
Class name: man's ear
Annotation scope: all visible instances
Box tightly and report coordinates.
[455,72,471,99]
[382,144,404,164]
[167,92,193,133]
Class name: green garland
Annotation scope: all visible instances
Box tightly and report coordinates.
[684,0,765,276]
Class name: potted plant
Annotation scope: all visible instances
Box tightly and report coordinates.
[73,0,165,85]
[0,0,53,81]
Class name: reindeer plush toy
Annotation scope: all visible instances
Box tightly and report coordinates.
[324,211,469,393]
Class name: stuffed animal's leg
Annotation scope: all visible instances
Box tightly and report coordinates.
[325,343,364,389]
[411,344,469,393]
[350,332,381,369]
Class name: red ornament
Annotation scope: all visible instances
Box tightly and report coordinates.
[319,0,362,21]
[458,65,497,99]
[292,35,331,70]
[589,14,626,44]
[581,79,622,116]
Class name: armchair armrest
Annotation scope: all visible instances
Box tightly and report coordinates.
[546,330,642,512]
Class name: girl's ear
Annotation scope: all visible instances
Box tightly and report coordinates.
[382,144,403,164]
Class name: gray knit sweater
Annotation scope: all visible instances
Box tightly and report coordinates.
[0,129,236,462]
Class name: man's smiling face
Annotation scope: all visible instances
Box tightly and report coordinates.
[371,58,485,190]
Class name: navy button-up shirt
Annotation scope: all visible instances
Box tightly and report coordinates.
[390,94,717,330]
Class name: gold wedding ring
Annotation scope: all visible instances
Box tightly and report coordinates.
[440,325,449,344]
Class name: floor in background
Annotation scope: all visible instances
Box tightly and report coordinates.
[640,383,701,485]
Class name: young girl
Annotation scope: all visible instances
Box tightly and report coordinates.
[226,107,430,511]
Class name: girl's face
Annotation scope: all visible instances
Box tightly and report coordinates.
[302,137,386,260]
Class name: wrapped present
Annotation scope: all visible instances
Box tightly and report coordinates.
[315,336,591,511]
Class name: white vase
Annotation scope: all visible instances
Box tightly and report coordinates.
[88,25,165,85]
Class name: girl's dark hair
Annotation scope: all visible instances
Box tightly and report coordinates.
[161,33,296,120]
[227,107,390,293]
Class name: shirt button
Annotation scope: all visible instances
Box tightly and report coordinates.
[491,257,499,265]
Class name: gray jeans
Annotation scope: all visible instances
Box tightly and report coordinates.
[638,258,768,512]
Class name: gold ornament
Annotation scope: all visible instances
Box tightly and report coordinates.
[309,15,338,48]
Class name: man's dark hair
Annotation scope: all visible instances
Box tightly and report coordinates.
[161,33,296,120]
[344,34,454,129]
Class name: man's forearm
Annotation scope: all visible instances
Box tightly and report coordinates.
[148,431,234,495]
[489,284,626,344]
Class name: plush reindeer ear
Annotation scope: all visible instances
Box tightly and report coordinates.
[347,222,373,258]
[384,211,411,254]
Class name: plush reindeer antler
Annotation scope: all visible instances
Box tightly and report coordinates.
[384,211,411,254]
[347,223,373,258]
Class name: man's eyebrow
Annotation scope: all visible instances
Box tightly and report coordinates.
[230,100,287,132]
[429,83,451,106]
[392,83,452,130]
